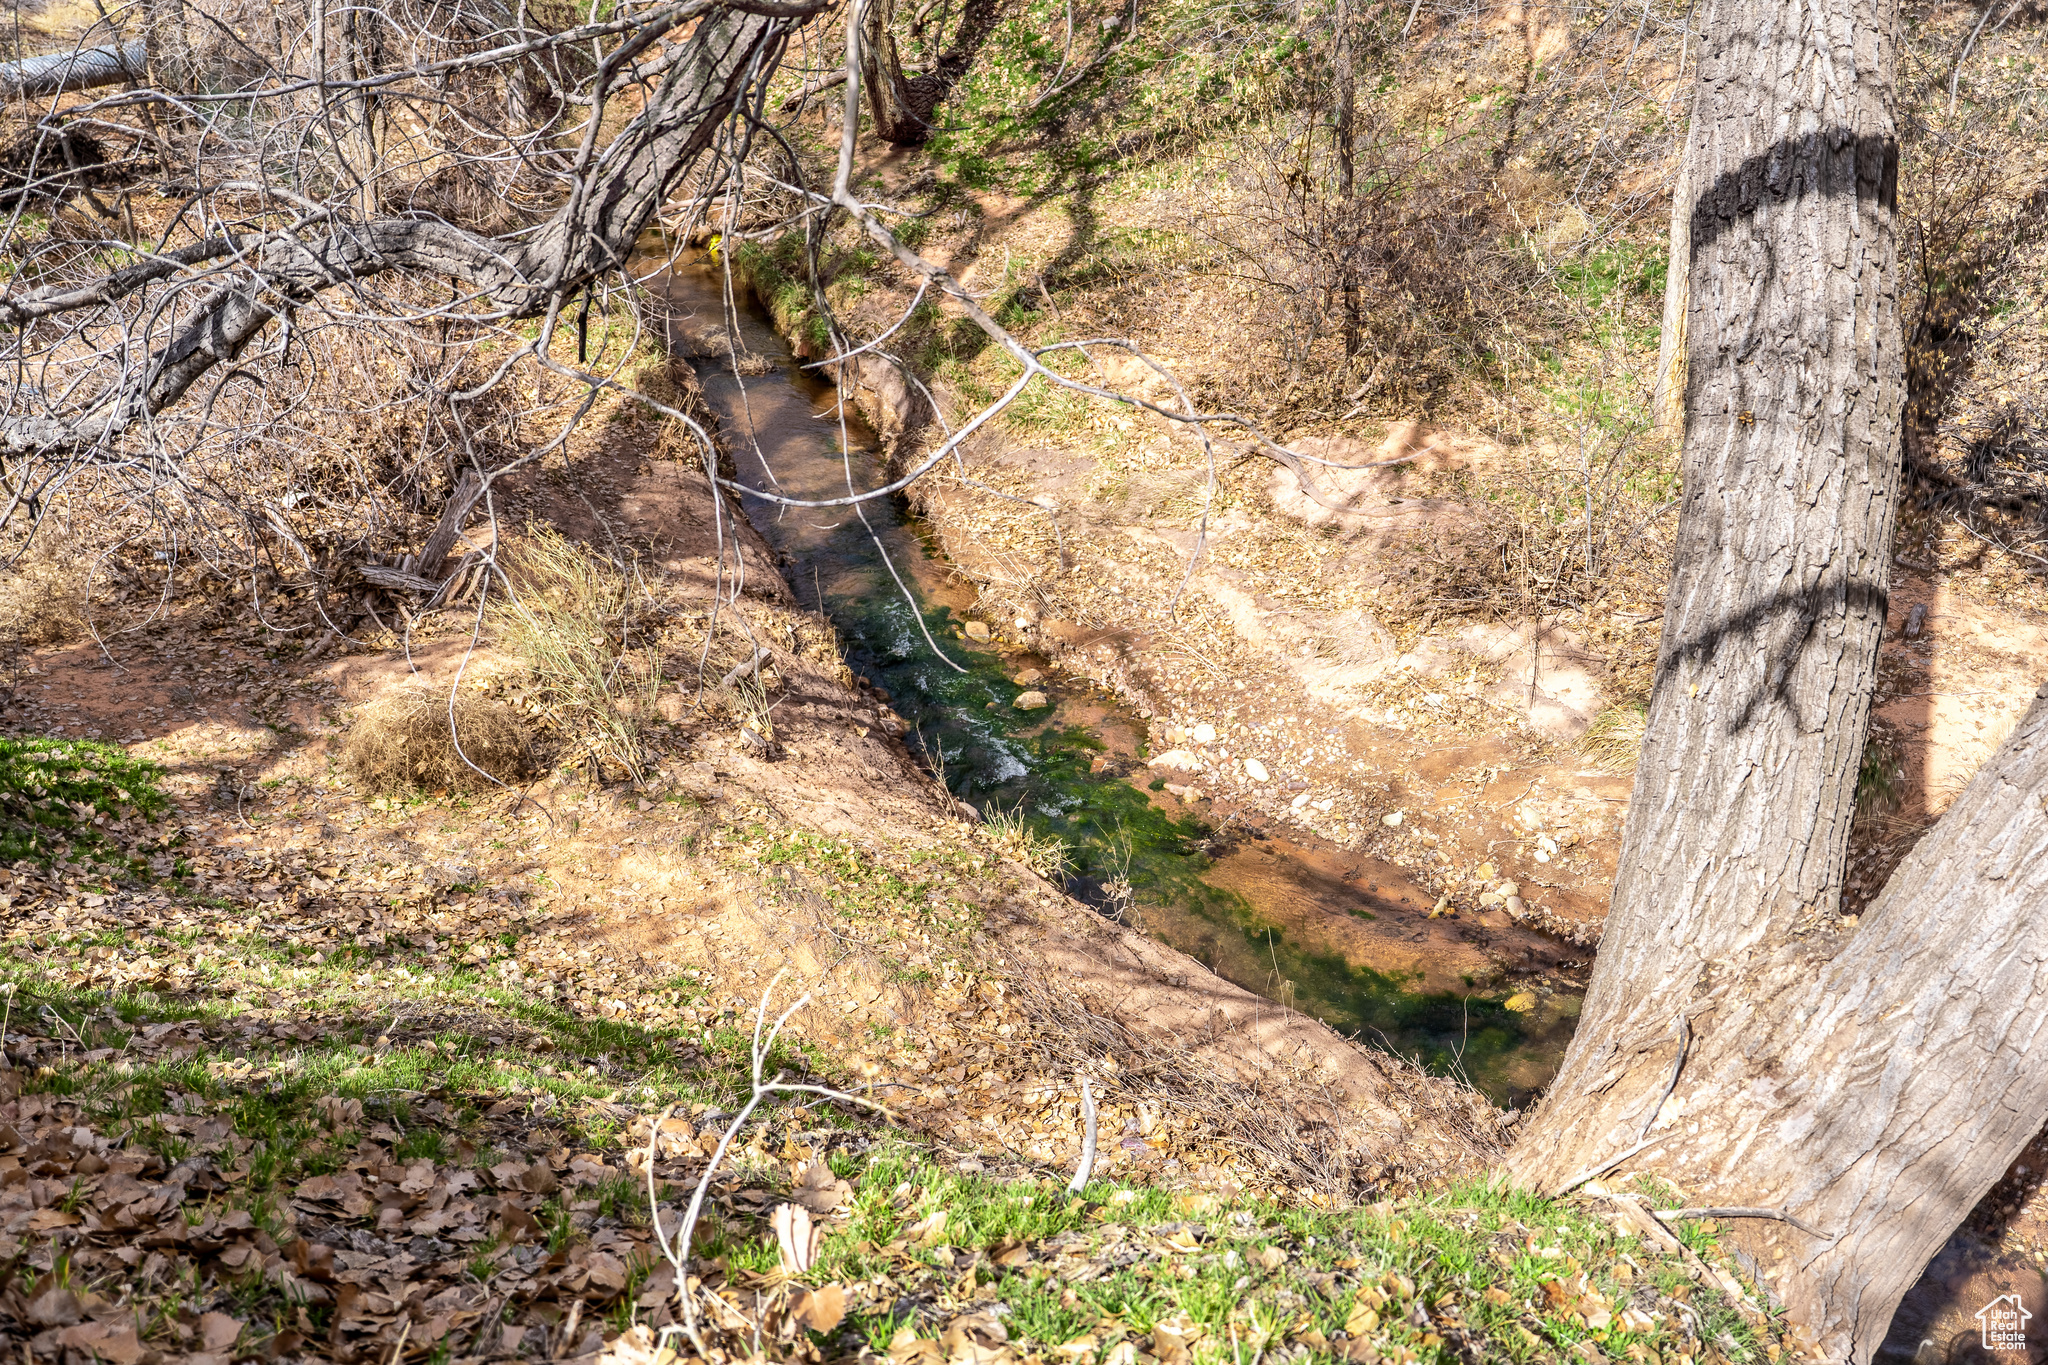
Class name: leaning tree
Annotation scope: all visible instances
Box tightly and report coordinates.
[1503,0,2048,1354]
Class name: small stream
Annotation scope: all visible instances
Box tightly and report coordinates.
[632,254,2048,1358]
[652,254,1577,1108]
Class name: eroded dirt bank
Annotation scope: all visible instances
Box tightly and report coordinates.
[0,363,1503,1200]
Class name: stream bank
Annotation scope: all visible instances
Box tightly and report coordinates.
[661,253,1584,1110]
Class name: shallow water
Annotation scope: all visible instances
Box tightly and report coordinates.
[652,255,1578,1107]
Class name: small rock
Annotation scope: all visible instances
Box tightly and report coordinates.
[1015,617,1035,632]
[1191,723,1217,745]
[1476,862,1496,881]
[1015,669,1044,685]
[1504,894,1527,917]
[1243,758,1270,783]
[1290,792,1312,810]
[1382,810,1404,827]
[1498,880,1520,898]
[1015,691,1049,709]
[1479,890,1503,907]
[1503,992,1537,1013]
[964,621,991,642]
[1148,749,1203,772]
[1313,798,1333,812]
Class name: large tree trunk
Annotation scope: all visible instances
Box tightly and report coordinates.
[858,0,929,143]
[1496,0,2048,1352]
[858,0,1006,145]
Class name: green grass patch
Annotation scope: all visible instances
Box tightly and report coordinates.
[0,735,170,864]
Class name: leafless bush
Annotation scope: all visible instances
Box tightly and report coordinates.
[0,545,88,648]
[1886,21,2048,570]
[343,686,535,792]
[1191,114,1531,419]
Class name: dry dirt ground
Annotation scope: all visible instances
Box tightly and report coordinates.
[893,409,2048,946]
[0,412,1501,1179]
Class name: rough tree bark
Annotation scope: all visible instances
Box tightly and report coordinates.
[1506,0,2048,1354]
[1649,130,1689,432]
[334,0,387,216]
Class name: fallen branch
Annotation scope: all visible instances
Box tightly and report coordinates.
[1664,1206,1835,1240]
[1582,1186,1771,1328]
[779,68,847,108]
[1550,1129,1677,1197]
[643,970,888,1351]
[1067,1077,1096,1193]
[718,647,770,688]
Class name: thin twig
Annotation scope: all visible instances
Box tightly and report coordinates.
[1663,1206,1835,1240]
[1638,1010,1691,1140]
[1551,1130,1678,1197]
[1067,1077,1097,1193]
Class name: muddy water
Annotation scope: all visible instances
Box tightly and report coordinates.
[653,256,1576,1107]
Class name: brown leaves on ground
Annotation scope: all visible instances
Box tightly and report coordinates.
[0,1053,889,1365]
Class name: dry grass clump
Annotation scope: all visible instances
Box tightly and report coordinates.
[343,688,535,793]
[0,548,89,648]
[980,803,1074,880]
[1578,701,1648,772]
[487,527,665,779]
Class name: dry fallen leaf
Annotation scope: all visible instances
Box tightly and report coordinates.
[941,1312,1011,1365]
[199,1311,244,1352]
[771,1201,822,1273]
[889,1325,943,1365]
[790,1282,848,1333]
[56,1322,144,1365]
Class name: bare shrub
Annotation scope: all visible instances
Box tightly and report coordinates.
[343,688,534,793]
[0,548,88,648]
[1186,109,1534,420]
